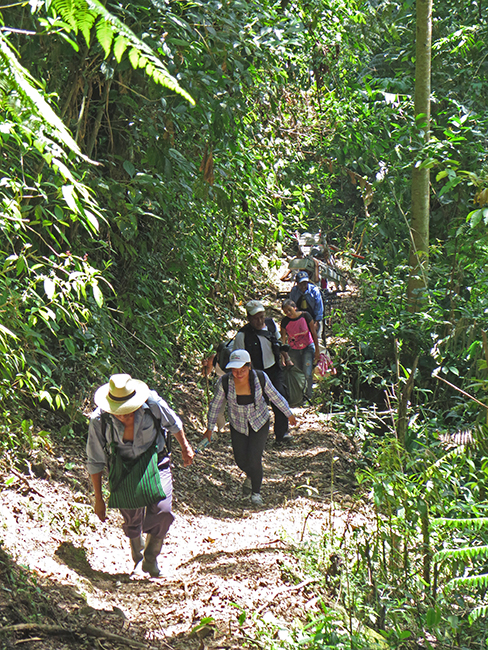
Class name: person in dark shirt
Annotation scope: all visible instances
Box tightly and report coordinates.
[233,301,292,443]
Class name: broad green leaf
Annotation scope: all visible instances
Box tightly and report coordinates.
[92,283,104,307]
[123,160,136,178]
[64,338,76,355]
[128,47,140,68]
[44,277,56,300]
[61,184,79,213]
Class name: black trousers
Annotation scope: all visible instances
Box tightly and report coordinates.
[263,363,289,441]
[230,421,269,494]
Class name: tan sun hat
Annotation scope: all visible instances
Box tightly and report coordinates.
[94,373,150,415]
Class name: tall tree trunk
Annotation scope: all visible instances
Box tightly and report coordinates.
[407,0,432,312]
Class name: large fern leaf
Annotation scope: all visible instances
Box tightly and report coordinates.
[85,0,194,104]
[433,544,488,563]
[95,18,114,58]
[431,517,488,530]
[49,0,194,103]
[447,573,488,591]
[49,0,95,45]
[469,604,488,624]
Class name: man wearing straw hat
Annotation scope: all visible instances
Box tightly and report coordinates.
[86,373,194,577]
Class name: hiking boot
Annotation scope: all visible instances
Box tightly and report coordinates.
[129,535,144,565]
[242,476,252,497]
[251,493,264,507]
[142,534,164,577]
[274,433,293,446]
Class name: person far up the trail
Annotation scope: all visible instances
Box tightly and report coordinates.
[203,349,296,507]
[86,374,194,577]
[288,270,324,340]
[232,300,294,444]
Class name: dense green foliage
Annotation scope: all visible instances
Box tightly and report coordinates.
[1,0,488,646]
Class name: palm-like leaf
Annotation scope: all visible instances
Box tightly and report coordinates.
[0,32,90,161]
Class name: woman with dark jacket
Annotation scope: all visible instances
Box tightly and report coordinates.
[203,349,296,506]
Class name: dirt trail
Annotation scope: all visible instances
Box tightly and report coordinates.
[0,259,363,649]
[0,403,362,649]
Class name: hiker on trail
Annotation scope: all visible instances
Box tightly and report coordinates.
[233,300,292,443]
[203,349,296,506]
[288,270,324,338]
[86,374,194,577]
[281,299,320,402]
[202,346,227,432]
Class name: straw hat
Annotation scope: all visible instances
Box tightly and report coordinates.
[94,374,150,415]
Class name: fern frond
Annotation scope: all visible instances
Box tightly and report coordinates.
[50,0,95,45]
[434,545,488,563]
[431,517,488,530]
[447,573,488,591]
[51,0,78,31]
[49,0,193,103]
[469,604,488,625]
[113,35,128,63]
[85,0,195,104]
[95,19,114,58]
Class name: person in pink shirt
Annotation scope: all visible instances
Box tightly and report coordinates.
[281,299,320,401]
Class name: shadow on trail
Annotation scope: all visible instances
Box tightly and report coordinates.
[0,546,171,650]
[55,541,128,583]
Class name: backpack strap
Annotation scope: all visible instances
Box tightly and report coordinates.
[265,317,277,337]
[147,407,172,456]
[222,373,230,398]
[255,370,269,405]
[100,412,117,464]
[100,403,171,457]
[221,371,268,405]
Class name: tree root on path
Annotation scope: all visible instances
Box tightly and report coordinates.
[0,622,148,648]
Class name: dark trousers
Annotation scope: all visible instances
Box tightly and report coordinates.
[264,363,289,441]
[119,458,174,540]
[231,421,269,494]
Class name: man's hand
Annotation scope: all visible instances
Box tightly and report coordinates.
[90,473,106,522]
[94,498,106,522]
[174,428,195,467]
[289,414,297,427]
[202,353,216,377]
[180,444,194,467]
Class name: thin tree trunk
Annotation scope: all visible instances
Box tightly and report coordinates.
[86,78,112,159]
[407,0,432,312]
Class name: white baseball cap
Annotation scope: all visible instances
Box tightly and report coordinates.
[226,349,251,369]
[246,300,265,316]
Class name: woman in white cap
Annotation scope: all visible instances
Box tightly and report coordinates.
[86,374,194,576]
[203,350,296,506]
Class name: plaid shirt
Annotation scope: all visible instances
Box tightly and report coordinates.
[207,371,293,435]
